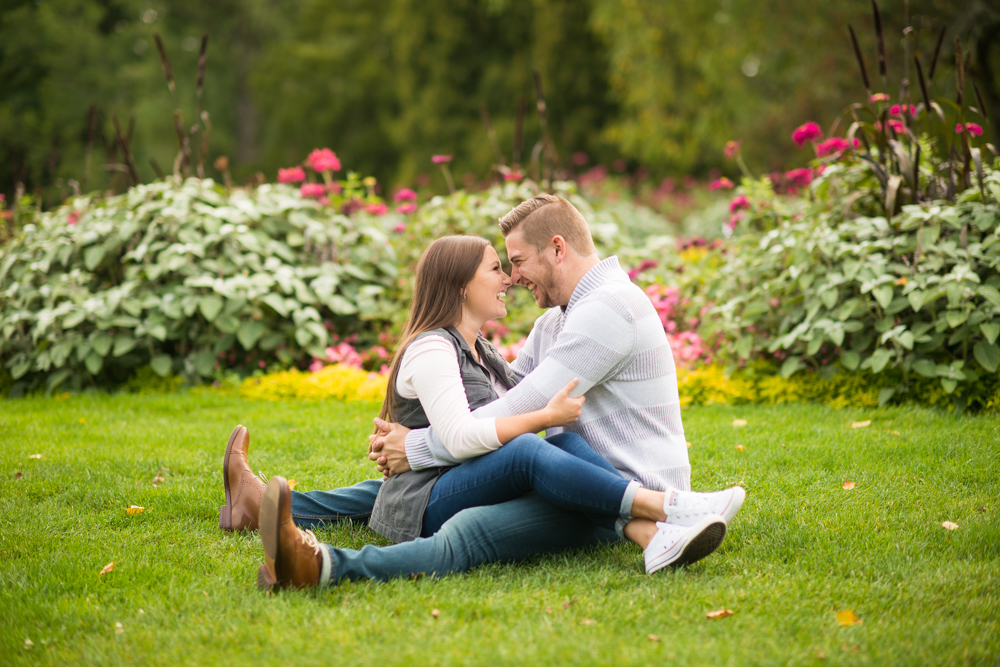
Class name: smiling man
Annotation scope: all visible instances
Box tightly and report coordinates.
[223,194,743,589]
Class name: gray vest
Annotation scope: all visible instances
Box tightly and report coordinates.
[368,327,519,543]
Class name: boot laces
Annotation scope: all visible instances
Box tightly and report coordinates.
[257,470,269,484]
[299,528,322,556]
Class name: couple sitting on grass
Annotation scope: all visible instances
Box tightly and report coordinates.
[219,193,745,589]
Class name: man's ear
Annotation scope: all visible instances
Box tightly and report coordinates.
[550,235,569,262]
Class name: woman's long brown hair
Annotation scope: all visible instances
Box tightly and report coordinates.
[377,235,490,424]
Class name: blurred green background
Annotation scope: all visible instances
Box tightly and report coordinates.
[1,0,996,206]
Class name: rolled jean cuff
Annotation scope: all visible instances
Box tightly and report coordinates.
[619,480,641,518]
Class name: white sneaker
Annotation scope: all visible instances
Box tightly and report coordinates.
[644,514,727,574]
[663,486,746,526]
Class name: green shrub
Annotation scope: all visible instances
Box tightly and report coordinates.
[0,178,397,396]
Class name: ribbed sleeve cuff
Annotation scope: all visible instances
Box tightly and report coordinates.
[404,429,439,471]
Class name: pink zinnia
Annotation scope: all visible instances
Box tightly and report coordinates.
[869,93,890,103]
[326,182,343,194]
[890,104,915,117]
[299,183,326,199]
[432,155,453,164]
[785,168,813,188]
[364,202,389,216]
[394,223,407,233]
[309,359,324,372]
[729,194,750,212]
[887,119,905,134]
[709,177,734,191]
[792,122,823,147]
[277,166,306,183]
[956,122,984,137]
[306,148,341,172]
[67,210,81,225]
[723,140,742,160]
[396,203,417,214]
[394,188,417,202]
[504,171,524,182]
[815,137,848,157]
[727,212,744,230]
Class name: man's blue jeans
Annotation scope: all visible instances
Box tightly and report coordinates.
[289,435,624,584]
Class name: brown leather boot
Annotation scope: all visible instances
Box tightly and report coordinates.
[219,425,265,532]
[257,476,324,591]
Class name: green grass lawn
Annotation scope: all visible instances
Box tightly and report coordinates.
[1,392,998,666]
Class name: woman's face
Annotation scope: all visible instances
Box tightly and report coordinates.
[462,245,512,325]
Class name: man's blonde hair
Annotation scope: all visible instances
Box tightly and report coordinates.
[498,194,596,255]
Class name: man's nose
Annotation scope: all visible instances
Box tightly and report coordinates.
[510,266,523,285]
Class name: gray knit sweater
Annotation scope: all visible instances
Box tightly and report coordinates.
[403,256,691,492]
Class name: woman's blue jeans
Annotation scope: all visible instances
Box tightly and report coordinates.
[422,432,634,536]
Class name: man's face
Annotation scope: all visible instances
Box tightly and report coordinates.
[505,230,560,308]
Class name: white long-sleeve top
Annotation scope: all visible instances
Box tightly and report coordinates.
[395,335,507,459]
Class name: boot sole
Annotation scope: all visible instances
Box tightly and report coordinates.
[218,425,245,531]
[258,476,289,590]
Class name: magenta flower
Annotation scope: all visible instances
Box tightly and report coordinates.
[890,104,915,117]
[395,202,417,214]
[729,194,750,213]
[277,166,306,183]
[309,359,324,372]
[785,168,813,189]
[364,202,389,216]
[432,155,453,164]
[299,183,326,199]
[869,93,890,103]
[956,122,984,137]
[887,119,905,134]
[792,122,823,148]
[727,212,744,230]
[572,151,589,166]
[67,210,81,226]
[394,188,417,202]
[723,140,742,160]
[504,171,524,182]
[306,148,341,172]
[815,137,849,157]
[709,177,734,191]
[394,223,407,233]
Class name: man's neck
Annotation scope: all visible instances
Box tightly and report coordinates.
[556,255,601,307]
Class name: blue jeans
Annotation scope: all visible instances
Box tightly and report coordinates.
[422,432,633,536]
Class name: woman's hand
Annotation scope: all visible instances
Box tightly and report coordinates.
[543,378,585,427]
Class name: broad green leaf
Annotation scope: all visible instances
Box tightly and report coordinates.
[981,322,1000,345]
[806,336,823,356]
[199,295,224,322]
[150,354,173,377]
[828,327,845,347]
[259,332,285,351]
[870,348,892,373]
[913,358,937,377]
[148,324,167,341]
[872,285,893,309]
[11,359,31,379]
[878,388,895,406]
[193,350,216,377]
[945,310,968,328]
[112,335,137,357]
[840,351,860,370]
[261,293,289,317]
[906,289,925,312]
[215,314,241,334]
[92,332,113,357]
[328,295,358,315]
[973,341,1000,373]
[294,327,313,346]
[897,331,914,350]
[46,368,71,392]
[85,352,103,375]
[940,378,957,393]
[979,285,1000,308]
[237,320,266,350]
[780,356,803,378]
[84,246,105,271]
[63,310,87,329]
[735,336,753,360]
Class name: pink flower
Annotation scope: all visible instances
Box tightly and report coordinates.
[504,171,524,182]
[890,104,915,117]
[394,188,417,202]
[364,202,389,215]
[579,165,608,184]
[770,298,780,308]
[785,168,813,189]
[627,260,658,281]
[792,122,823,147]
[572,151,589,166]
[299,183,326,199]
[258,360,266,369]
[887,119,905,134]
[815,137,849,157]
[709,177,734,191]
[724,140,742,160]
[309,359,324,372]
[394,223,407,233]
[869,93,890,103]
[395,203,417,214]
[432,155,453,164]
[67,210,81,226]
[325,343,363,367]
[956,122,984,136]
[326,182,343,194]
[318,197,330,206]
[277,166,306,183]
[727,212,744,230]
[306,148,341,172]
[729,194,750,212]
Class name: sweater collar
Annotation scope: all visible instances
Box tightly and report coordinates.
[565,256,626,313]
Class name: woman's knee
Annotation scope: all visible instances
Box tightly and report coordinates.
[545,432,589,452]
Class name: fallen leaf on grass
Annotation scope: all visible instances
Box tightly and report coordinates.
[124,506,146,515]
[732,419,747,427]
[735,445,745,451]
[202,590,209,598]
[705,609,733,619]
[545,606,553,613]
[14,472,23,480]
[288,478,298,491]
[885,429,901,435]
[851,420,871,428]
[138,609,144,615]
[941,521,959,531]
[686,441,692,449]
[24,638,33,649]
[28,454,43,459]
[836,609,862,626]
[842,481,856,490]
[431,608,440,619]
[977,506,987,513]
[647,634,661,642]
[99,561,115,576]
[562,600,577,609]
[114,622,123,634]
[581,618,594,625]
[151,474,164,484]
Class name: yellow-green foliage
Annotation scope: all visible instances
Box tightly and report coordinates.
[238,364,387,403]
